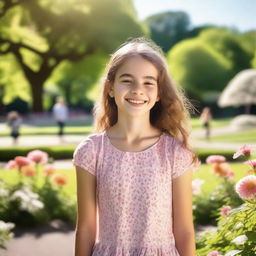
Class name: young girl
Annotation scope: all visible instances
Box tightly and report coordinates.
[7,111,22,145]
[73,38,198,256]
[200,107,212,140]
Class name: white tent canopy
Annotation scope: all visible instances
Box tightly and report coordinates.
[218,69,256,107]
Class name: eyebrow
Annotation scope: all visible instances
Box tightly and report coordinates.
[119,73,157,81]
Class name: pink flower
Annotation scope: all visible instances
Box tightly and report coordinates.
[233,144,256,159]
[206,155,226,164]
[5,160,18,170]
[27,150,48,164]
[207,251,222,256]
[14,157,32,168]
[212,163,234,178]
[235,175,256,200]
[220,205,232,216]
[226,170,235,179]
[244,159,256,168]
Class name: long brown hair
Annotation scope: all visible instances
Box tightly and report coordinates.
[93,37,196,160]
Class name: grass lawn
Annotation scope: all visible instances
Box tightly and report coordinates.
[0,126,92,136]
[191,118,231,130]
[0,118,231,136]
[0,163,249,198]
[0,168,77,196]
[193,163,249,195]
[209,129,256,143]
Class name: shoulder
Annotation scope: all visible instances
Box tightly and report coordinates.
[164,133,193,160]
[74,132,103,154]
[164,133,183,152]
[73,132,104,175]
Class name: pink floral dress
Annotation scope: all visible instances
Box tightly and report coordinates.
[73,131,194,256]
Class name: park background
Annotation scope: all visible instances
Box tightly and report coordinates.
[0,0,256,255]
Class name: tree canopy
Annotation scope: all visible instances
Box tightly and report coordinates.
[145,11,190,52]
[167,26,256,103]
[0,0,144,112]
[168,38,232,101]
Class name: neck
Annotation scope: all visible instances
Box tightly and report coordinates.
[109,112,159,142]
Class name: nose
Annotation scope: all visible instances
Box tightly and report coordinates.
[130,82,144,95]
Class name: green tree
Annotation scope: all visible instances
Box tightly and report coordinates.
[145,11,190,52]
[199,28,253,74]
[167,38,232,101]
[0,0,144,112]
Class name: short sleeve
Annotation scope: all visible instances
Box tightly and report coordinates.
[172,142,194,179]
[73,137,96,176]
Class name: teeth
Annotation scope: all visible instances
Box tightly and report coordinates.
[127,99,146,104]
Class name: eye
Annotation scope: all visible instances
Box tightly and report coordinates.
[144,81,155,86]
[121,80,132,84]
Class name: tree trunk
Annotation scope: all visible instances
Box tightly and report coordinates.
[30,82,44,112]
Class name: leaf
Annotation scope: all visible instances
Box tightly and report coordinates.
[245,231,256,242]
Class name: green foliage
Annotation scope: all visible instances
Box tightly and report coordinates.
[145,11,190,52]
[47,52,108,107]
[194,179,243,225]
[0,54,30,104]
[196,150,256,255]
[167,38,232,100]
[199,27,253,73]
[196,149,235,163]
[197,202,256,255]
[0,145,75,161]
[37,179,76,223]
[0,219,14,249]
[252,50,256,68]
[0,154,76,227]
[0,0,144,111]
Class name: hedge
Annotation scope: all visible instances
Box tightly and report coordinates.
[0,146,239,162]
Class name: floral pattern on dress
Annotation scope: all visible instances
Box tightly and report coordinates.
[73,131,194,256]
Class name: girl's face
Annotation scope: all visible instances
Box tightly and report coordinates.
[108,56,160,118]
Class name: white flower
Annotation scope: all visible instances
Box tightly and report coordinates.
[231,235,248,245]
[31,199,44,210]
[11,190,29,202]
[234,222,243,230]
[192,179,205,195]
[0,188,9,197]
[11,187,44,213]
[0,221,15,232]
[225,250,242,256]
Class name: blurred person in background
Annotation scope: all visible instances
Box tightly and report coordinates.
[7,111,22,145]
[200,107,212,140]
[53,97,69,141]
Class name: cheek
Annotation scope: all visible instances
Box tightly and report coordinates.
[114,85,127,95]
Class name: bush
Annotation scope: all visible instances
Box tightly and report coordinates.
[0,146,75,161]
[196,146,256,255]
[0,150,76,228]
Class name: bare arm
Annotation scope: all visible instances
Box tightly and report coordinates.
[172,169,196,256]
[75,166,97,256]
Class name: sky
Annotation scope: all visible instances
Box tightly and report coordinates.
[133,0,256,32]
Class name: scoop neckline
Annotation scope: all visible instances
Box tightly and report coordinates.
[103,130,165,154]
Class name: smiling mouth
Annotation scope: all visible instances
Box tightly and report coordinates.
[125,98,148,104]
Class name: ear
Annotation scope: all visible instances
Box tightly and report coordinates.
[105,80,114,98]
[156,95,160,102]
